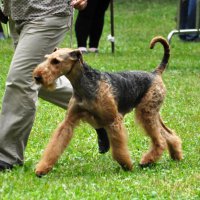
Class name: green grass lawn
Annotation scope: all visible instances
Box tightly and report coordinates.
[0,0,200,199]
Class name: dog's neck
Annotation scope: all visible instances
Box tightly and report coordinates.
[66,61,101,101]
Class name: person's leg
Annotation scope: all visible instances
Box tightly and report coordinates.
[179,0,189,40]
[0,16,72,168]
[187,0,197,28]
[8,18,72,109]
[89,0,110,49]
[75,0,98,48]
[179,0,198,41]
[185,0,198,40]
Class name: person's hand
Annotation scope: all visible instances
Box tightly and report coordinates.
[71,0,87,10]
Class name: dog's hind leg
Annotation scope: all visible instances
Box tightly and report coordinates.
[136,110,167,167]
[159,116,183,161]
[135,77,169,167]
[105,114,133,171]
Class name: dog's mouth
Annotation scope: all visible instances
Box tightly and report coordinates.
[33,74,56,91]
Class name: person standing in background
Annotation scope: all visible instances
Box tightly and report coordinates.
[75,0,110,53]
[179,0,200,41]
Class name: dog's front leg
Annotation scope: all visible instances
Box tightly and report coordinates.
[105,114,133,171]
[35,109,80,177]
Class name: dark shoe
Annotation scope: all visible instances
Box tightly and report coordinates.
[96,128,110,154]
[179,34,200,42]
[0,160,13,171]
[0,32,5,40]
[0,9,8,24]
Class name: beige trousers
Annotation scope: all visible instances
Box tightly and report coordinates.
[0,16,73,165]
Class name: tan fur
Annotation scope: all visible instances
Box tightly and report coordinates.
[135,76,182,166]
[33,38,182,176]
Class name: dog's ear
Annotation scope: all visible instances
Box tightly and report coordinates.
[69,49,82,61]
[44,48,59,59]
[53,47,59,52]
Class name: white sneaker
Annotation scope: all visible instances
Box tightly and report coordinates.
[78,47,88,53]
[88,48,98,53]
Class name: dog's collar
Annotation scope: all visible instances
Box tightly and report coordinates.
[66,59,83,76]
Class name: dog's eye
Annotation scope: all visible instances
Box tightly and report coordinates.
[51,58,60,65]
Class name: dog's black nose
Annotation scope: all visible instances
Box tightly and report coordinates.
[34,76,43,83]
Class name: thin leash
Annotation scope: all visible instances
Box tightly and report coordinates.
[69,6,74,48]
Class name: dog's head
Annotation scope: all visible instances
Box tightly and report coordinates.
[33,48,83,90]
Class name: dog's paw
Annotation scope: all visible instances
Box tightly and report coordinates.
[139,162,156,169]
[120,162,133,171]
[35,162,52,177]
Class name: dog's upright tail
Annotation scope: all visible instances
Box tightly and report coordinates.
[150,36,170,75]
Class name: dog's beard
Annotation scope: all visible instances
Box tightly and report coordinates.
[45,81,56,91]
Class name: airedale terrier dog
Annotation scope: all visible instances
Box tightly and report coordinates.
[33,36,182,176]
